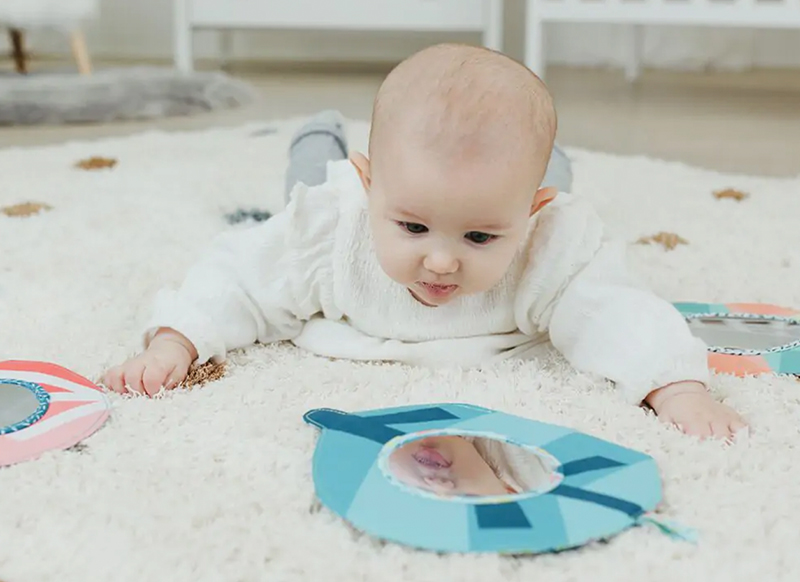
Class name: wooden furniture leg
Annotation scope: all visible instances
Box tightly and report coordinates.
[9,28,27,74]
[70,30,92,75]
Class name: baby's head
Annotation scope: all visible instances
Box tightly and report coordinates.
[350,43,558,306]
[387,435,512,497]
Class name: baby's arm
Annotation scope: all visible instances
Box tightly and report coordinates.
[546,241,747,440]
[104,197,327,396]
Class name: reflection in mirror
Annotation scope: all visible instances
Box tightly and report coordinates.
[687,315,800,352]
[0,382,41,429]
[387,434,558,498]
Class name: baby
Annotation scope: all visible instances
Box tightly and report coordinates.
[388,435,556,497]
[104,43,746,440]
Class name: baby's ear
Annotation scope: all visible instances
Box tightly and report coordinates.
[530,186,558,216]
[349,152,372,193]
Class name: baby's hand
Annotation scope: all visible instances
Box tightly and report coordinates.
[103,329,198,397]
[645,381,748,441]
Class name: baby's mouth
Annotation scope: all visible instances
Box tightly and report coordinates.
[418,282,459,299]
[412,446,452,469]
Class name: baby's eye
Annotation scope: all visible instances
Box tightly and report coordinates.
[465,231,497,245]
[398,222,429,235]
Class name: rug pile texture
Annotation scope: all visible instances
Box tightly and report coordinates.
[1,120,799,582]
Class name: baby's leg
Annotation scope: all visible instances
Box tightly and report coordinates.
[285,110,349,204]
[226,111,348,225]
[541,143,573,193]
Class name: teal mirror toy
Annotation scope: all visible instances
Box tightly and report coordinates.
[304,403,692,554]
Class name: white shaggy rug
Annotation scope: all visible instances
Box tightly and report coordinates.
[1,120,800,582]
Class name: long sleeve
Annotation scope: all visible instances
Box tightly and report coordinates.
[143,182,339,364]
[546,240,710,404]
[514,194,709,405]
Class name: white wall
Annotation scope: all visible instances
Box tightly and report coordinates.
[27,0,800,70]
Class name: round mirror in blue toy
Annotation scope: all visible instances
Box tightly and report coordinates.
[303,404,692,554]
[383,432,562,501]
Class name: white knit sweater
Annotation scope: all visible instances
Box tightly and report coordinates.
[145,160,709,404]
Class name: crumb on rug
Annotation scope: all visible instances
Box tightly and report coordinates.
[1,201,52,217]
[635,231,689,251]
[713,188,749,201]
[181,361,227,389]
[75,156,118,170]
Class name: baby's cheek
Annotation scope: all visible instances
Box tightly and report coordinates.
[375,234,416,283]
[469,247,516,290]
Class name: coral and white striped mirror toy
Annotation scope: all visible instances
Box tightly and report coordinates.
[674,302,800,377]
[0,360,111,467]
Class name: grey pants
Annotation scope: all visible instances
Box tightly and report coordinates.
[286,110,573,202]
[541,142,573,194]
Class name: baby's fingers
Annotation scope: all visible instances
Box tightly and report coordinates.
[710,420,733,441]
[142,363,172,397]
[165,360,190,391]
[103,366,126,394]
[122,361,146,395]
[679,420,713,439]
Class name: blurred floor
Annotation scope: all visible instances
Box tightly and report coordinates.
[1,59,800,177]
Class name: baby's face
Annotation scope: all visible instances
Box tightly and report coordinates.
[388,435,509,497]
[366,151,538,306]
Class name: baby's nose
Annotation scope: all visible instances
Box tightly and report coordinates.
[423,251,459,275]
